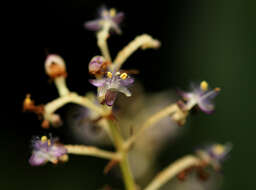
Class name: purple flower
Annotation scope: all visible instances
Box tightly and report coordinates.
[29,136,67,166]
[89,71,134,106]
[84,7,124,34]
[206,143,232,162]
[178,81,220,114]
[197,143,232,170]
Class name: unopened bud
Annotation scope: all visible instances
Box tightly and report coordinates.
[45,54,67,79]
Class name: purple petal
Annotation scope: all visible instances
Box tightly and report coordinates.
[105,91,118,106]
[84,20,101,31]
[112,12,124,24]
[198,101,215,114]
[120,77,134,86]
[29,153,47,166]
[89,79,106,87]
[50,145,67,157]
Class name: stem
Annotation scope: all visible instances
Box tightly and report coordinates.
[111,34,161,71]
[97,22,112,62]
[65,145,120,160]
[54,77,70,97]
[144,155,201,190]
[44,93,107,116]
[124,104,179,150]
[107,120,136,190]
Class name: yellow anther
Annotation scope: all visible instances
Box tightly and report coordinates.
[24,94,32,105]
[215,87,221,92]
[200,81,208,91]
[212,144,225,155]
[107,72,113,78]
[110,8,116,17]
[41,136,48,142]
[120,73,128,80]
[48,140,51,146]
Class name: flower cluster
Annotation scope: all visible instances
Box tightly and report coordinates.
[23,6,231,190]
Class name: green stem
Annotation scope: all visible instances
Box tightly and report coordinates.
[107,120,136,190]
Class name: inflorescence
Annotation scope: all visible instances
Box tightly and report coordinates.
[23,6,231,190]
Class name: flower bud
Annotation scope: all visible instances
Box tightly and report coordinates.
[89,56,107,75]
[45,54,67,79]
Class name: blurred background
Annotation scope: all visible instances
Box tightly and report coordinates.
[6,0,256,189]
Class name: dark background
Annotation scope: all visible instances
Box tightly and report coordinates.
[5,0,256,189]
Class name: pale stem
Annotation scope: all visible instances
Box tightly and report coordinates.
[111,34,161,71]
[124,104,179,150]
[97,22,112,62]
[144,155,201,190]
[54,77,70,97]
[65,145,120,160]
[44,93,108,117]
[107,120,136,190]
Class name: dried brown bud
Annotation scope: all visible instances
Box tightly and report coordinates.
[41,119,50,129]
[45,54,67,79]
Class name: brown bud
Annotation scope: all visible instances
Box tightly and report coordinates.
[45,54,67,79]
[41,119,50,129]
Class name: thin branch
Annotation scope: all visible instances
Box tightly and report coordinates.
[97,22,112,62]
[44,93,107,117]
[144,155,201,190]
[65,145,120,160]
[54,77,70,97]
[124,104,179,150]
[111,34,161,71]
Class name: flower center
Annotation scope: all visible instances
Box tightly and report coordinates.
[109,8,116,17]
[212,144,225,156]
[200,81,208,91]
[107,72,113,78]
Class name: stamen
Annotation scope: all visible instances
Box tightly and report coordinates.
[115,72,121,76]
[200,81,208,91]
[41,136,48,143]
[212,144,225,155]
[110,8,116,17]
[107,72,113,78]
[24,94,32,105]
[201,88,219,100]
[120,73,128,80]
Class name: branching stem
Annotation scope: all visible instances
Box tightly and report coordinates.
[144,155,201,190]
[111,34,161,71]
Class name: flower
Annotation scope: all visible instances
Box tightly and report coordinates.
[88,56,108,75]
[89,71,134,106]
[178,81,220,114]
[45,54,67,79]
[196,143,232,170]
[205,143,232,162]
[29,136,68,166]
[84,7,124,34]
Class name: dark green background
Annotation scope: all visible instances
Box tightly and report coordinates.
[6,0,256,189]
